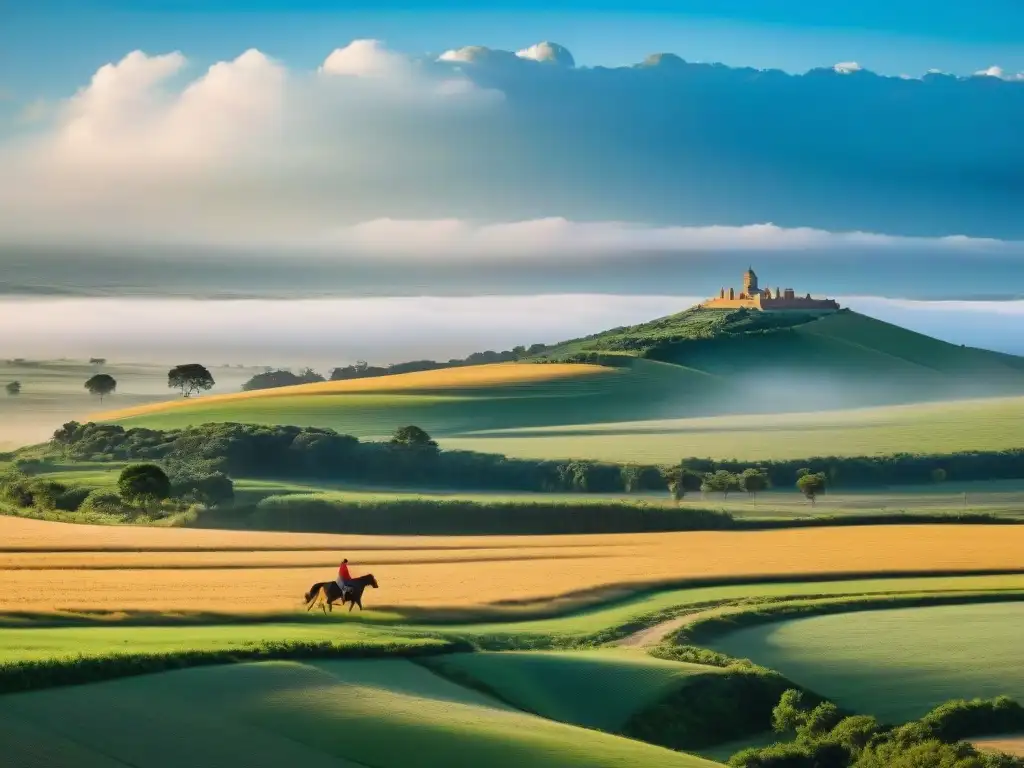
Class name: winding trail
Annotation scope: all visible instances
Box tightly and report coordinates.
[614,608,724,648]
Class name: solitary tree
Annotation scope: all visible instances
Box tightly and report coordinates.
[797,472,827,506]
[5,381,21,396]
[168,364,214,398]
[117,463,171,505]
[739,468,771,500]
[390,425,438,451]
[84,373,117,403]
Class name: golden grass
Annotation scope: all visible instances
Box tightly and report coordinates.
[95,362,612,421]
[4,516,1024,616]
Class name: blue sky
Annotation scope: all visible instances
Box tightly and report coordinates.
[5,0,1024,105]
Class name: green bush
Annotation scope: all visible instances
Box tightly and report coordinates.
[118,463,171,503]
[733,691,1024,768]
[54,486,92,512]
[79,489,130,517]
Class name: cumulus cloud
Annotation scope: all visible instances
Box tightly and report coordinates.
[833,61,863,74]
[515,42,576,67]
[974,65,1024,81]
[4,38,1024,250]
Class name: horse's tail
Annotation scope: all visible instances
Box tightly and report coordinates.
[304,582,324,605]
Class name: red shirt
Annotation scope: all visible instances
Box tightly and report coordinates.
[338,562,352,581]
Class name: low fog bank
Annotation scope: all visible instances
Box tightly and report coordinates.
[0,295,1021,368]
[3,245,1022,302]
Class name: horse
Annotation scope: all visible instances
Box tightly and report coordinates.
[303,573,379,614]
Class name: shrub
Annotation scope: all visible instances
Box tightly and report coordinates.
[118,463,171,504]
[25,479,67,510]
[54,486,92,512]
[79,489,130,517]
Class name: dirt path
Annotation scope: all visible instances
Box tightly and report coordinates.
[614,608,723,648]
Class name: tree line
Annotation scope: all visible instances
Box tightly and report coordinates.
[241,345,555,391]
[44,421,1024,500]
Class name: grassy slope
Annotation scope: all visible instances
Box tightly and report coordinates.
[103,359,708,436]
[425,649,722,731]
[93,309,1024,461]
[447,394,1024,462]
[705,602,1024,723]
[0,659,720,768]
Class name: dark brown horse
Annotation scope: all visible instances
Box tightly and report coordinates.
[304,574,379,614]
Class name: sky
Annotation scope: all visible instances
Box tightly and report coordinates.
[1,2,1023,363]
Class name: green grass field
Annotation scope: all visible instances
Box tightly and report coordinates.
[425,649,722,731]
[5,574,1024,766]
[448,395,1024,462]
[0,658,720,767]
[705,602,1024,723]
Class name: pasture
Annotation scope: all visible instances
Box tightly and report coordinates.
[447,394,1024,463]
[424,650,723,731]
[705,602,1024,723]
[98,359,700,436]
[4,515,1024,617]
[0,659,719,767]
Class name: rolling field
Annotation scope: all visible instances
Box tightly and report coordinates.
[4,515,1024,617]
[425,650,722,731]
[98,359,709,437]
[0,659,720,767]
[705,602,1024,723]
[448,394,1024,462]
[92,367,1024,461]
[4,573,1024,659]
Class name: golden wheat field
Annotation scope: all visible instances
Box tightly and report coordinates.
[4,516,1024,616]
[95,362,612,421]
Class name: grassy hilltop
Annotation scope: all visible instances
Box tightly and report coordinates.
[92,307,1024,461]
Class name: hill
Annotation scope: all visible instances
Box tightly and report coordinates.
[96,307,1024,442]
[0,659,721,767]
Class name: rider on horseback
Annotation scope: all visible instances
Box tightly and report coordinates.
[336,558,353,598]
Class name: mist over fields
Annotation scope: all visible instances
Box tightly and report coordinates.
[2,294,1021,367]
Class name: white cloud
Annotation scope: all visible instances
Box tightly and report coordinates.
[2,40,1024,250]
[306,218,1015,258]
[974,65,1024,81]
[515,42,576,67]
[321,39,412,78]
[833,61,863,74]
[0,42,500,245]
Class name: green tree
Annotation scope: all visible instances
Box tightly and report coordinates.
[84,373,117,403]
[739,468,771,499]
[795,467,811,480]
[621,464,644,493]
[702,469,740,499]
[390,425,439,451]
[931,467,948,484]
[118,463,171,504]
[5,381,21,396]
[797,472,827,506]
[167,364,214,398]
